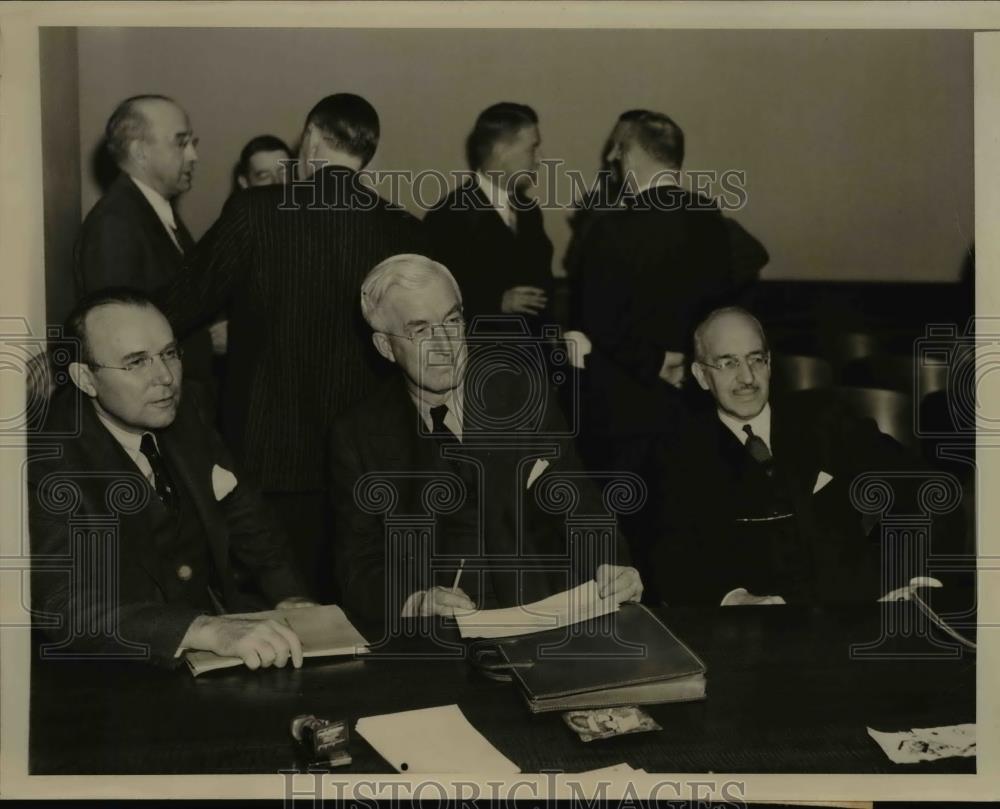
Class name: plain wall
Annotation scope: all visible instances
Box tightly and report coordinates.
[74,27,973,282]
[40,27,81,326]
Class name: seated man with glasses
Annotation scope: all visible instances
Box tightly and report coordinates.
[28,288,315,668]
[329,254,642,631]
[649,306,923,606]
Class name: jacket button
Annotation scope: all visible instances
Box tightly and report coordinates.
[177,564,193,581]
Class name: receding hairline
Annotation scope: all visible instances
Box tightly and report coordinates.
[693,308,767,361]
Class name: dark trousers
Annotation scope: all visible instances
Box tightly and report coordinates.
[263,491,338,604]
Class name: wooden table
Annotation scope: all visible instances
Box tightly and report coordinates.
[29,603,975,774]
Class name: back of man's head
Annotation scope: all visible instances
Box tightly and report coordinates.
[465,102,538,172]
[304,93,380,167]
[105,94,175,168]
[625,110,685,170]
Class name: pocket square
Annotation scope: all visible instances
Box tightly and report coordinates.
[813,470,834,494]
[211,464,238,501]
[526,458,550,490]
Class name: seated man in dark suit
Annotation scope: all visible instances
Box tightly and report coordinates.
[29,289,314,668]
[330,254,642,627]
[651,306,945,606]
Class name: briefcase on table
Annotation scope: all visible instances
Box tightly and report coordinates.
[495,603,707,714]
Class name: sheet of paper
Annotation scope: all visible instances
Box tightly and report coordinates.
[867,723,976,763]
[575,763,642,775]
[355,704,520,773]
[185,604,369,676]
[455,580,619,639]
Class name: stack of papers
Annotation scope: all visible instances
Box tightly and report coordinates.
[185,604,368,676]
[455,581,619,639]
[355,704,520,773]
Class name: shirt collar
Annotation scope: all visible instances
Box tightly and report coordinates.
[129,174,177,232]
[718,402,772,451]
[409,384,464,434]
[475,171,513,217]
[94,404,159,457]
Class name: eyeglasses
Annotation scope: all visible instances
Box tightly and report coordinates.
[89,346,184,373]
[698,351,770,373]
[381,315,466,343]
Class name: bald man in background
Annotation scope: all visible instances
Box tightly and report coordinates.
[74,94,214,395]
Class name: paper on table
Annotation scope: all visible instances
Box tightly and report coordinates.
[867,723,976,763]
[455,580,619,639]
[355,704,520,773]
[576,763,647,775]
[185,604,369,676]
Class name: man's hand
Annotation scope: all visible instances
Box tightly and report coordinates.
[180,614,304,670]
[275,596,319,610]
[501,286,548,315]
[720,587,786,606]
[400,586,476,618]
[595,564,644,604]
[659,350,687,388]
[209,320,228,355]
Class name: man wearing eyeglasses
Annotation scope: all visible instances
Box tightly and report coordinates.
[330,254,642,630]
[74,95,215,396]
[650,306,922,606]
[28,289,315,669]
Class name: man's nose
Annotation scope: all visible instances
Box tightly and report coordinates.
[151,356,177,385]
[185,142,198,162]
[736,360,755,385]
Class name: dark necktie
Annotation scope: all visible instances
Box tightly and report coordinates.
[139,433,178,509]
[430,404,459,442]
[743,423,773,470]
[171,208,196,255]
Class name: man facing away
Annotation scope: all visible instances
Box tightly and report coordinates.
[161,94,426,602]
[29,289,315,669]
[329,254,642,631]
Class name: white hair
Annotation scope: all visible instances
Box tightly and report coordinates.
[693,306,768,362]
[360,254,462,331]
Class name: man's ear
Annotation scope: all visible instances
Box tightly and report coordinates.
[236,174,249,190]
[371,332,395,364]
[68,362,98,398]
[691,361,709,391]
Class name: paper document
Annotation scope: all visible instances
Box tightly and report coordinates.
[867,723,976,763]
[576,763,647,775]
[455,580,619,639]
[185,604,368,676]
[355,704,520,773]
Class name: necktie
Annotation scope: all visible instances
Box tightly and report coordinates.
[139,433,178,509]
[430,404,459,442]
[742,423,773,467]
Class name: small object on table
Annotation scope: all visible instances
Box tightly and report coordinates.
[563,706,662,743]
[867,723,976,764]
[291,713,352,767]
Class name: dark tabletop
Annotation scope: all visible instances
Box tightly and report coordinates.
[29,603,975,775]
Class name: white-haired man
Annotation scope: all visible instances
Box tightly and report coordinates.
[329,254,642,627]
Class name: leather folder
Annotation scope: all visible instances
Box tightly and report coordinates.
[496,603,707,713]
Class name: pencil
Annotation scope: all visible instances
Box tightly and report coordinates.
[451,559,466,591]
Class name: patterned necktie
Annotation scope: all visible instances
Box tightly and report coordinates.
[743,423,773,468]
[430,404,459,442]
[139,433,178,509]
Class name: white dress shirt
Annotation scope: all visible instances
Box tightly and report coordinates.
[410,385,465,441]
[475,171,516,230]
[718,402,772,454]
[95,407,158,485]
[129,175,183,252]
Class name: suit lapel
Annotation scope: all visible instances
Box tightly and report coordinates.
[769,400,820,497]
[119,174,185,262]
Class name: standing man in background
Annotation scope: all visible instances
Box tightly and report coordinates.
[423,102,554,335]
[234,134,293,190]
[161,93,425,602]
[75,94,215,396]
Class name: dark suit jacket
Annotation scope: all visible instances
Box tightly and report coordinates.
[329,370,630,627]
[423,181,554,333]
[28,385,306,666]
[650,394,939,606]
[74,172,213,384]
[161,165,426,492]
[577,186,733,436]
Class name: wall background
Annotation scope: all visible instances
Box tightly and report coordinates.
[63,27,974,288]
